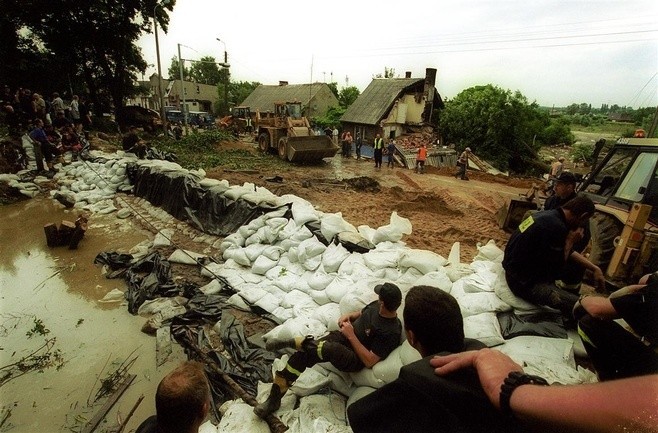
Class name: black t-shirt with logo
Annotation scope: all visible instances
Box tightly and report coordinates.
[352,301,401,359]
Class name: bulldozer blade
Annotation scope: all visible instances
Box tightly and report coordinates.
[285,135,338,162]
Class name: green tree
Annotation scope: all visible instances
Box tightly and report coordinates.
[189,56,221,85]
[312,106,345,129]
[327,82,339,99]
[338,86,360,108]
[167,56,190,81]
[440,84,551,173]
[4,0,176,116]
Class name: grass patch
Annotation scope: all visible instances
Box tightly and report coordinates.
[152,130,290,172]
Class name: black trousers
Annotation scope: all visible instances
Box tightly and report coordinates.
[374,149,383,167]
[505,271,579,318]
[578,314,658,381]
[280,331,364,383]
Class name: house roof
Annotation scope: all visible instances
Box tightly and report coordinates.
[240,83,336,112]
[340,78,442,125]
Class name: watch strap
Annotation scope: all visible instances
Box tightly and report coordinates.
[500,371,549,418]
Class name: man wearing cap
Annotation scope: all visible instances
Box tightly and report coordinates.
[255,282,403,419]
[544,171,592,292]
[544,171,577,210]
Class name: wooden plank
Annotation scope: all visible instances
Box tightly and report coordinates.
[81,374,136,433]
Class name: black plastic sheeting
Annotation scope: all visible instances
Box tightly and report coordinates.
[127,164,291,236]
[170,294,276,400]
[95,250,277,402]
[497,310,567,340]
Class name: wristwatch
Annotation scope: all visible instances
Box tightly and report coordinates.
[500,371,549,418]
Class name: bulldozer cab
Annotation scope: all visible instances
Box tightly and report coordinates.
[231,106,251,119]
[579,138,658,225]
[275,102,303,119]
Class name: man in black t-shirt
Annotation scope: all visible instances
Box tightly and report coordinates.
[503,195,605,317]
[255,283,402,419]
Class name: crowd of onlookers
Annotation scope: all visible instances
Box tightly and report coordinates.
[1,85,92,174]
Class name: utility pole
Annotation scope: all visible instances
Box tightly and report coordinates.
[178,43,188,134]
[153,1,168,134]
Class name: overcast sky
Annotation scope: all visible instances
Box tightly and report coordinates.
[137,0,658,109]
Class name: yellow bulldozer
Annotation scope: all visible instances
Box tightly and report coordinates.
[255,101,338,163]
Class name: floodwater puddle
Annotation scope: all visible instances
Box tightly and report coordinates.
[0,198,175,432]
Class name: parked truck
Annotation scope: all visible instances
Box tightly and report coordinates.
[255,101,338,163]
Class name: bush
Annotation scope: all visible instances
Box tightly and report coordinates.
[570,142,594,164]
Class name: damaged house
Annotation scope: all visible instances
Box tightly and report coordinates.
[240,82,339,118]
[340,68,444,143]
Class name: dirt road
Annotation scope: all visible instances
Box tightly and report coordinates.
[206,139,534,261]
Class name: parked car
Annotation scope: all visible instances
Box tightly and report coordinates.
[115,105,162,133]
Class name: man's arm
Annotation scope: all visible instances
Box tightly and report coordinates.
[569,251,606,291]
[339,320,380,368]
[431,349,658,433]
[337,310,361,328]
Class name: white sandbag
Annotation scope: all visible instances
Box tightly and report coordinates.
[346,386,377,408]
[289,366,333,397]
[339,290,373,316]
[463,313,505,347]
[270,273,300,293]
[307,270,335,291]
[263,317,326,343]
[254,293,281,313]
[199,279,223,295]
[311,303,341,331]
[288,393,349,433]
[308,288,332,306]
[223,183,255,201]
[362,249,400,270]
[245,227,267,246]
[414,270,453,293]
[98,288,125,303]
[137,296,187,317]
[357,225,377,244]
[297,237,327,261]
[457,292,512,317]
[336,253,366,275]
[301,254,322,272]
[199,420,219,433]
[460,272,496,293]
[281,290,314,309]
[474,239,505,262]
[493,271,537,311]
[227,293,251,310]
[238,225,256,240]
[372,340,421,382]
[373,267,401,281]
[220,232,245,250]
[320,212,358,242]
[238,284,269,305]
[321,243,351,273]
[445,263,474,282]
[324,275,352,303]
[399,249,448,273]
[262,245,284,261]
[244,243,268,262]
[371,212,412,244]
[223,247,251,267]
[216,400,269,433]
[397,267,424,286]
[168,249,205,265]
[252,255,279,275]
[291,225,314,242]
[278,219,300,242]
[266,217,289,232]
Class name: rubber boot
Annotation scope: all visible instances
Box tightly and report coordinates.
[266,335,306,352]
[254,373,289,419]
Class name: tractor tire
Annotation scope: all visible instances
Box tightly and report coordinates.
[278,137,289,161]
[258,133,270,153]
[589,212,623,272]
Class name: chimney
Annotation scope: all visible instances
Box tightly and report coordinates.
[423,68,437,123]
[405,71,412,78]
[279,81,288,86]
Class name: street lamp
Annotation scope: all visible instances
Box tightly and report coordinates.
[216,38,230,115]
[153,0,170,134]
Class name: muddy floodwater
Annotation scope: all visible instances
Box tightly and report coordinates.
[0,198,179,432]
